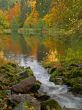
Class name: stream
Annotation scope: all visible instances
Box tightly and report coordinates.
[17,56,82,109]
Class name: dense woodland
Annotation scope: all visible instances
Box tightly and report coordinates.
[0,0,82,31]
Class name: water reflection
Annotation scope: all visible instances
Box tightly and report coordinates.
[0,34,82,62]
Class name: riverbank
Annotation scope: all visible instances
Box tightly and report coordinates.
[0,28,47,35]
[0,62,62,110]
[43,61,82,96]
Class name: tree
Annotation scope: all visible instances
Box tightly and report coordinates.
[11,17,19,33]
[24,0,39,28]
[19,0,31,27]
[0,10,9,28]
[6,2,20,25]
[43,0,82,29]
[36,0,52,18]
[0,0,9,10]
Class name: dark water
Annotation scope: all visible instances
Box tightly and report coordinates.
[0,33,82,62]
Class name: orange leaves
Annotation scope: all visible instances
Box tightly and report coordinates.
[0,36,21,54]
[43,37,56,50]
[31,0,37,9]
[6,3,20,23]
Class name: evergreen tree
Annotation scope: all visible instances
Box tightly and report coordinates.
[36,0,52,18]
[19,0,31,27]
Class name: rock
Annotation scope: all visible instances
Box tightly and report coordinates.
[49,69,63,84]
[63,106,81,110]
[69,64,79,67]
[0,63,35,110]
[41,99,62,110]
[30,81,41,92]
[49,62,82,95]
[8,94,41,110]
[54,76,63,85]
[70,63,82,68]
[11,76,36,93]
[49,67,56,74]
[19,71,28,78]
[65,77,82,95]
[19,67,33,79]
[34,93,50,102]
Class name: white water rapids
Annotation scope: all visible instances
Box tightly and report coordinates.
[7,55,82,109]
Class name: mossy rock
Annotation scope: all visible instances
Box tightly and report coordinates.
[50,70,63,84]
[30,81,41,92]
[0,63,35,110]
[64,67,82,79]
[41,99,62,110]
[65,77,82,95]
[25,67,33,76]
[18,67,34,82]
[0,63,34,87]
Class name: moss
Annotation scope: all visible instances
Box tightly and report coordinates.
[47,61,82,95]
[13,101,36,110]
[50,70,63,84]
[41,62,54,69]
[30,81,41,92]
[65,77,82,94]
[25,67,33,77]
[0,63,35,110]
[41,99,62,110]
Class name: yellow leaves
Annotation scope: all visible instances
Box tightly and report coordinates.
[45,50,59,63]
[43,37,56,50]
[0,51,8,64]
[24,0,39,27]
[43,1,67,26]
[0,10,4,16]
[43,7,59,26]
[0,9,10,28]
[0,10,7,21]
[25,9,39,27]
[31,0,37,9]
[43,37,59,63]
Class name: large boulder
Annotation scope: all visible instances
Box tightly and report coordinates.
[11,76,36,93]
[8,94,41,110]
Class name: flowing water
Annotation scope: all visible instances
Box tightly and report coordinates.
[18,57,82,109]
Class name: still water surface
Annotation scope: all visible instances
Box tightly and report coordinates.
[0,34,82,62]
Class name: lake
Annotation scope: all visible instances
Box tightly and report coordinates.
[0,33,82,63]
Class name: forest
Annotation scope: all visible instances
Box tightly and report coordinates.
[0,0,82,110]
[0,0,82,32]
